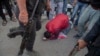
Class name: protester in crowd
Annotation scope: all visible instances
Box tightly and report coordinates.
[10,0,48,56]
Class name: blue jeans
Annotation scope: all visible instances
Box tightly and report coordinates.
[78,5,100,36]
[70,1,88,26]
[69,0,74,4]
[63,0,67,14]
[62,22,71,35]
[49,0,63,20]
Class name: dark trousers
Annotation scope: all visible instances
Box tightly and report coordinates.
[0,0,13,19]
[0,3,6,21]
[15,0,43,51]
[85,46,100,56]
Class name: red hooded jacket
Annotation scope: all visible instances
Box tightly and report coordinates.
[46,14,69,34]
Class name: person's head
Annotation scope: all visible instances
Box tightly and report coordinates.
[44,31,51,39]
[44,30,60,39]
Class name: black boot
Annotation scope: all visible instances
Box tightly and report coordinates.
[17,50,24,56]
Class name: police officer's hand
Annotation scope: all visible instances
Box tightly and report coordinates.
[46,0,51,11]
[46,6,51,11]
[46,5,51,11]
[19,11,28,26]
[78,39,87,50]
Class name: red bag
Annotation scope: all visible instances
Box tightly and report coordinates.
[46,14,69,34]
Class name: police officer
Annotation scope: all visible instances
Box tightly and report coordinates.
[15,0,49,56]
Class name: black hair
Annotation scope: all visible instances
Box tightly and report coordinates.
[44,31,51,39]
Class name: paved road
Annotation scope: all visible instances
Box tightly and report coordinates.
[0,15,87,56]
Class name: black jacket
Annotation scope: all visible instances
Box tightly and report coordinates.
[78,0,100,8]
[26,0,46,17]
[82,18,100,47]
[78,0,90,4]
[91,0,100,8]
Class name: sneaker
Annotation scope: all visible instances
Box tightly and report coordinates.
[42,37,48,41]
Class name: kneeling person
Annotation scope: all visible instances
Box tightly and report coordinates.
[43,14,70,40]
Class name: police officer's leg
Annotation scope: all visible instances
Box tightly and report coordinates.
[13,6,26,56]
[25,2,43,50]
[25,19,36,51]
[25,1,43,49]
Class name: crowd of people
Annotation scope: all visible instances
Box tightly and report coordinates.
[0,0,100,56]
[0,0,16,26]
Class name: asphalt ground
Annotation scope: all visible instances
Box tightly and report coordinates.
[0,14,87,56]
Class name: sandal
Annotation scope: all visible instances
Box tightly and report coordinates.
[2,20,7,26]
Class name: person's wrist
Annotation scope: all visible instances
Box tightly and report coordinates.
[20,10,28,16]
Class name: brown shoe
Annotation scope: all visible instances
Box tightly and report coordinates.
[2,20,7,26]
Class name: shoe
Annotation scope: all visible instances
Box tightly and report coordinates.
[74,34,81,39]
[2,20,7,26]
[42,37,48,41]
[17,50,23,56]
[26,50,40,56]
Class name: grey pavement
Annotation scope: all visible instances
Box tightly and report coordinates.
[0,15,87,56]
